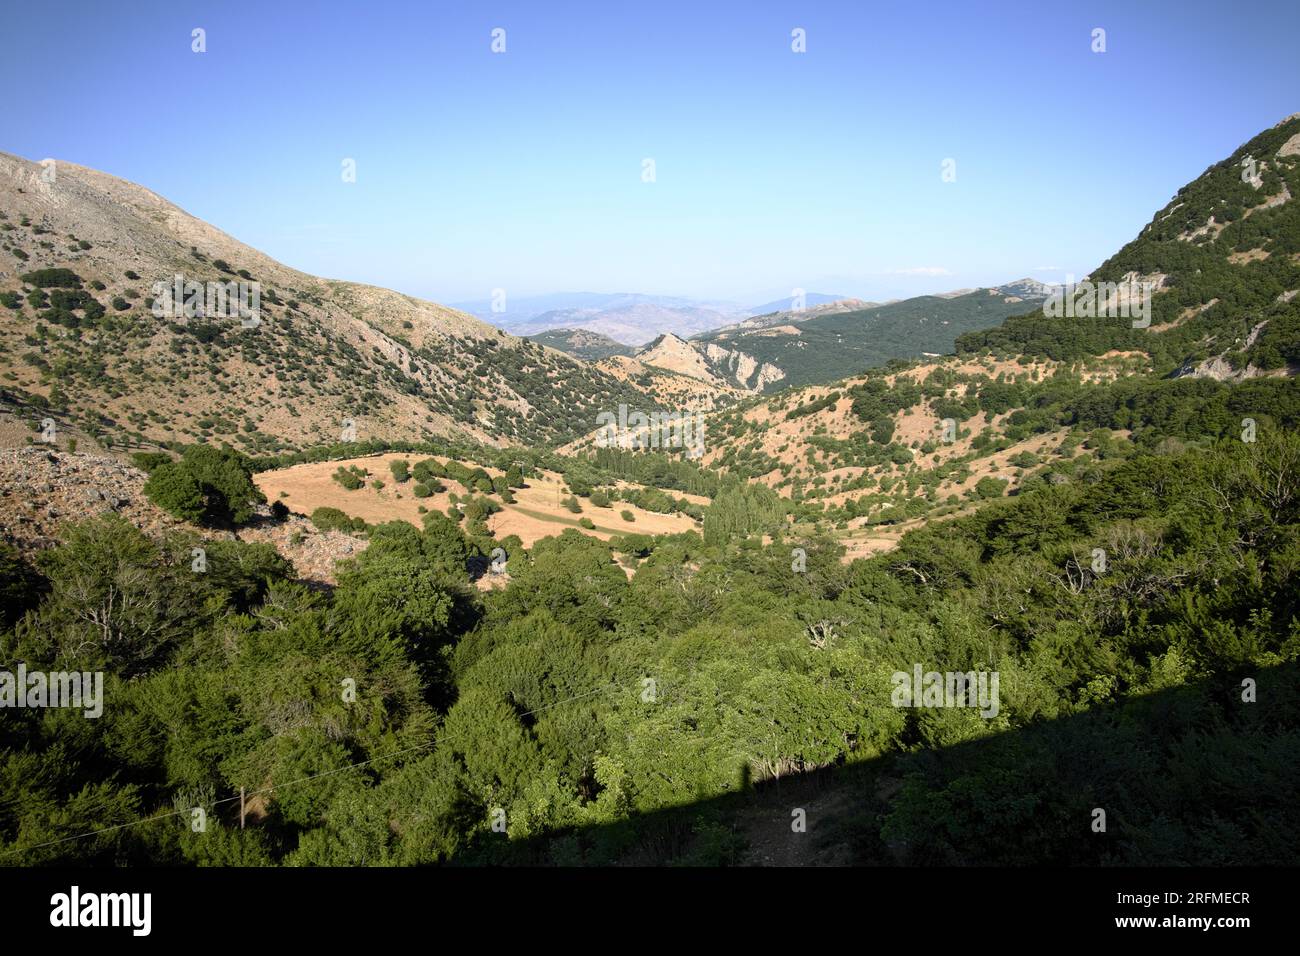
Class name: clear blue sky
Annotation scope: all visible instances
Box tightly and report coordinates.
[4,0,1298,305]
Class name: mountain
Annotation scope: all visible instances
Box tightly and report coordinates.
[506,300,738,346]
[745,291,851,316]
[620,332,781,394]
[710,297,883,335]
[453,290,735,323]
[524,327,634,360]
[453,291,747,347]
[0,153,737,455]
[693,282,1054,391]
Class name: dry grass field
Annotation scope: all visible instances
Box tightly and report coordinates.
[254,452,705,547]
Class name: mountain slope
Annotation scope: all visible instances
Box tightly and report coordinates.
[695,283,1054,390]
[958,114,1300,377]
[745,291,851,316]
[0,153,711,455]
[691,119,1300,540]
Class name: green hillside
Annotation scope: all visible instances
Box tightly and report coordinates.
[526,328,635,360]
[698,289,1047,390]
[959,114,1300,373]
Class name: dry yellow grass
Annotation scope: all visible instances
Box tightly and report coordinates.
[254,453,704,548]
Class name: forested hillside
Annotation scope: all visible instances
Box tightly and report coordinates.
[695,285,1052,390]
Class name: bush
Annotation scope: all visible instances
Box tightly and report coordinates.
[142,462,206,523]
[620,510,635,522]
[332,467,364,491]
[143,444,264,526]
[20,268,82,288]
[974,476,1009,499]
[413,482,433,498]
[310,507,365,533]
[389,460,411,483]
[0,542,44,630]
[578,517,596,530]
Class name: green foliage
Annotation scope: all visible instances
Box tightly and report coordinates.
[20,268,82,288]
[131,451,173,473]
[310,507,366,533]
[3,433,1300,865]
[702,479,785,546]
[144,445,264,526]
[142,461,206,522]
[974,476,1008,499]
[332,466,365,491]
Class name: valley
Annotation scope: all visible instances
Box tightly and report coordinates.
[2,81,1298,877]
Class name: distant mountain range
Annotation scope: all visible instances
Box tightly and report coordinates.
[456,290,860,347]
[452,292,742,346]
[532,281,1060,393]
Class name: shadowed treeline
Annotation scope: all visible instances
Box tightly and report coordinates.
[455,661,1300,866]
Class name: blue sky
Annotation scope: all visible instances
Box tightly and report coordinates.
[4,0,1298,305]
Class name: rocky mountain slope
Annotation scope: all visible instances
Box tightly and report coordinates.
[630,332,783,393]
